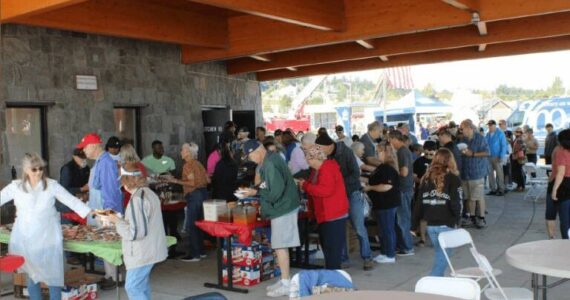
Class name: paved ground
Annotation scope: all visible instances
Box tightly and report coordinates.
[3,189,570,299]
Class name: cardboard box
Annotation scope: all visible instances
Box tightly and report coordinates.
[223,265,261,287]
[14,267,99,299]
[223,242,262,266]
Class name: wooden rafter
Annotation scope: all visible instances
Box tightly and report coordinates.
[0,0,88,22]
[182,0,570,64]
[226,11,570,74]
[186,0,345,31]
[255,35,570,81]
[13,0,228,48]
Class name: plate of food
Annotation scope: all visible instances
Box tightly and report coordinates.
[457,143,468,151]
[93,209,116,216]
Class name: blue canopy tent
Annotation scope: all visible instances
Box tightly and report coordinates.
[373,90,452,132]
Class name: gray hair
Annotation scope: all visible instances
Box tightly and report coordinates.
[368,121,382,132]
[21,153,47,192]
[301,132,317,146]
[119,144,140,163]
[460,119,477,131]
[351,141,365,153]
[182,142,199,159]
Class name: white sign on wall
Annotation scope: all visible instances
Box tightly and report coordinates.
[75,75,98,90]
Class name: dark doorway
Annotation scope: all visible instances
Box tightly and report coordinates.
[202,107,232,158]
[232,110,256,139]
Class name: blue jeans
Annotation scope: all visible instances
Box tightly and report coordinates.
[318,218,347,269]
[396,191,414,252]
[427,226,454,276]
[375,208,397,258]
[347,191,372,260]
[125,264,154,300]
[558,200,570,239]
[185,188,207,257]
[27,278,61,300]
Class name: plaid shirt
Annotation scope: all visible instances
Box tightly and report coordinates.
[460,133,490,180]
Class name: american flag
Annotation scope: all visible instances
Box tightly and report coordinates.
[386,66,415,90]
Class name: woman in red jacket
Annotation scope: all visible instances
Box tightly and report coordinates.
[300,147,349,269]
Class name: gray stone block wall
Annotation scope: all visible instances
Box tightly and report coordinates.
[0,24,262,182]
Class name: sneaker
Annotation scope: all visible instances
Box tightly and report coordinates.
[461,217,474,228]
[475,218,487,229]
[363,259,374,270]
[374,255,396,264]
[396,250,415,257]
[99,277,117,290]
[496,191,504,196]
[340,261,351,269]
[180,255,200,262]
[266,280,282,291]
[415,240,426,247]
[486,191,497,196]
[266,283,290,298]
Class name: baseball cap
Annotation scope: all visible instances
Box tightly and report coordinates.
[76,133,102,149]
[106,136,122,149]
[315,134,335,146]
[238,126,250,133]
[335,125,344,132]
[242,140,262,155]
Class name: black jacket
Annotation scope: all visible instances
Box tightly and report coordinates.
[212,158,239,201]
[443,142,462,174]
[545,131,558,158]
[414,173,462,228]
[331,141,361,195]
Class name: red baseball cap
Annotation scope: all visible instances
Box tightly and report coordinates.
[76,133,102,149]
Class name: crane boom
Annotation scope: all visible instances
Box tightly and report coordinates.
[288,75,327,119]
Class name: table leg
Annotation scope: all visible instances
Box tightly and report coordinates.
[532,273,539,300]
[116,265,121,300]
[543,275,547,300]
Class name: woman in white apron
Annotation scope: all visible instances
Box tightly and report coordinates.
[0,153,92,300]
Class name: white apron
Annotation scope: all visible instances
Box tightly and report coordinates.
[1,179,91,287]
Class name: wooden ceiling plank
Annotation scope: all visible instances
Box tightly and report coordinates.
[227,11,570,74]
[186,0,345,31]
[12,0,228,48]
[255,36,570,81]
[1,0,88,21]
[183,0,570,64]
[441,0,479,12]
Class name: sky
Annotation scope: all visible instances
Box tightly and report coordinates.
[332,50,570,92]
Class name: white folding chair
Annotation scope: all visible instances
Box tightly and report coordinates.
[470,248,532,300]
[438,229,502,283]
[523,163,548,202]
[415,276,480,300]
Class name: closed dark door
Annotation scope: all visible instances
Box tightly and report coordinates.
[202,108,232,156]
[232,110,256,139]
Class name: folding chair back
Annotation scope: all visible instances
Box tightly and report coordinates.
[415,276,481,300]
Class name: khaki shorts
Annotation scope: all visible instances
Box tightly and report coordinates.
[271,208,300,249]
[462,179,485,201]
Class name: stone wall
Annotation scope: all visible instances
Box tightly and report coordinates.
[0,24,262,182]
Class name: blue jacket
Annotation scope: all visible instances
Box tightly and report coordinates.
[485,129,508,158]
[89,152,123,214]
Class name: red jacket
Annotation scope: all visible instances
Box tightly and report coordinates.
[303,159,349,224]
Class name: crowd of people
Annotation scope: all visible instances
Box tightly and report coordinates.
[3,115,570,299]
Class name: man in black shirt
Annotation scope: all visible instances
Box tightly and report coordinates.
[360,121,383,167]
[59,148,90,199]
[437,129,462,174]
[544,123,558,165]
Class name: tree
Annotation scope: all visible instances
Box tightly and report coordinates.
[547,76,565,97]
[421,83,435,97]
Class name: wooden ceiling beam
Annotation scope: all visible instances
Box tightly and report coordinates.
[182,0,570,64]
[255,35,570,81]
[186,0,345,31]
[0,0,88,22]
[227,11,570,74]
[11,0,228,48]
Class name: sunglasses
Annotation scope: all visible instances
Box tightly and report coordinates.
[31,167,44,172]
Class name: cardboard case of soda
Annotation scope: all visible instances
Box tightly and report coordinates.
[13,267,100,300]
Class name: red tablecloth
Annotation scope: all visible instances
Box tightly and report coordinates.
[0,255,25,272]
[196,220,269,246]
[62,212,87,225]
[162,201,186,212]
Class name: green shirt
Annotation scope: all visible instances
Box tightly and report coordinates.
[142,155,176,175]
[258,152,300,219]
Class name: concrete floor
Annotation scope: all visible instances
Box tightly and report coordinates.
[2,189,570,299]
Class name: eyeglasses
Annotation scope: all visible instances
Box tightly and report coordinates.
[31,167,44,172]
